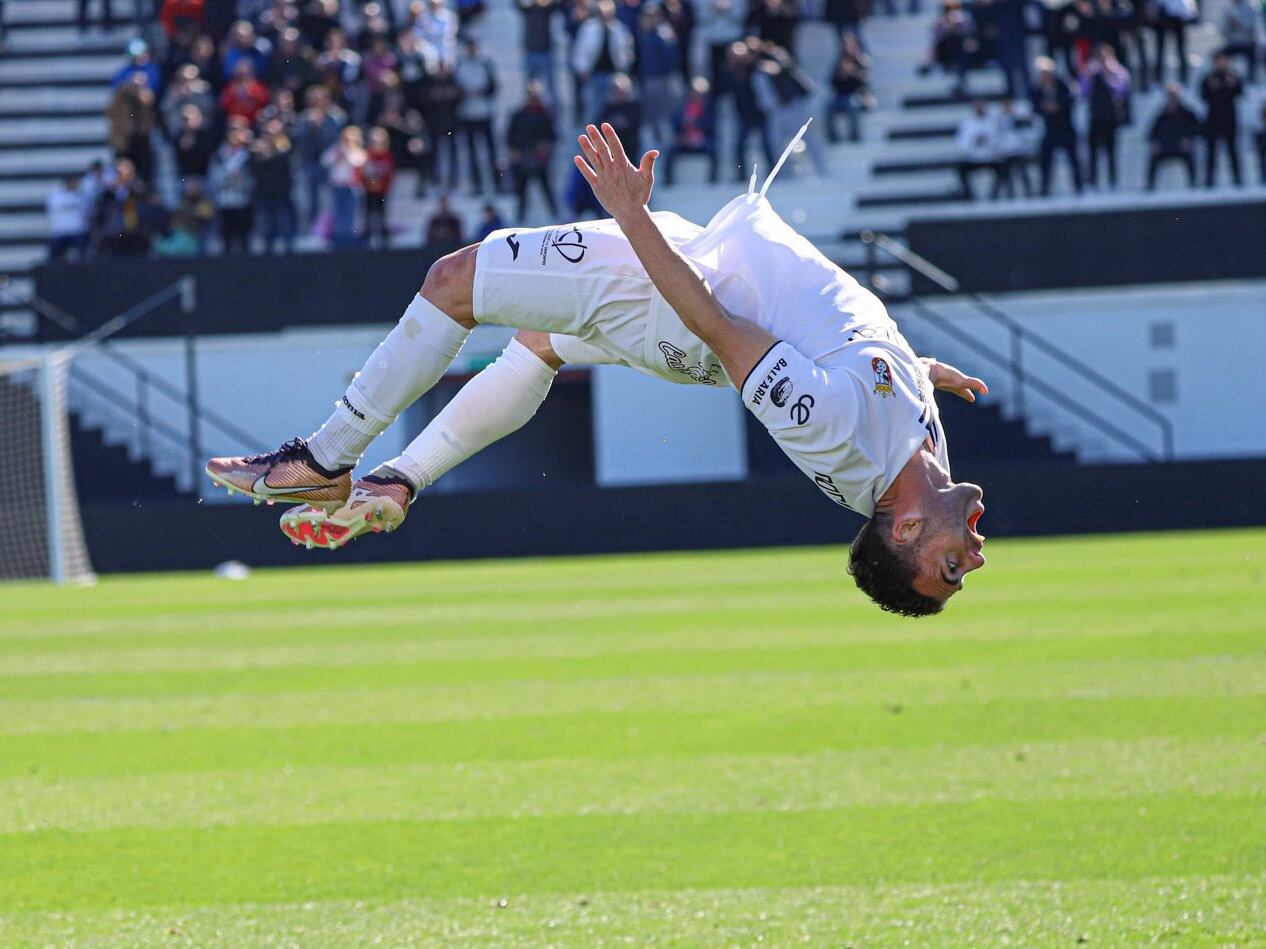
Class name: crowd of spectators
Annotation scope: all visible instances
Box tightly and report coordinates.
[42,0,1266,259]
[50,0,886,260]
[945,0,1265,198]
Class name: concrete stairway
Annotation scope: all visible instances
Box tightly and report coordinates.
[0,0,120,336]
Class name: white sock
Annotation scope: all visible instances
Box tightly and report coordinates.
[389,338,557,491]
[308,294,470,470]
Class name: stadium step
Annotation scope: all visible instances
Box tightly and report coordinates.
[0,75,113,91]
[0,246,43,273]
[0,54,120,82]
[936,396,1078,467]
[887,125,957,141]
[0,34,128,55]
[0,146,108,175]
[68,411,185,502]
[901,90,1009,110]
[0,199,44,214]
[856,189,963,208]
[1,0,83,24]
[0,87,111,111]
[0,117,108,148]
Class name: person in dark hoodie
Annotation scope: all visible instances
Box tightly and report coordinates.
[1199,51,1244,187]
[252,119,298,253]
[1146,82,1199,188]
[1031,56,1083,195]
[506,81,559,220]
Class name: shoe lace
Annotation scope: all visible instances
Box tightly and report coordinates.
[243,437,308,465]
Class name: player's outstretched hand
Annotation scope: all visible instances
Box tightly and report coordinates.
[924,358,989,403]
[574,122,659,222]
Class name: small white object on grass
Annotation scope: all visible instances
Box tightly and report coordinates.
[213,561,251,581]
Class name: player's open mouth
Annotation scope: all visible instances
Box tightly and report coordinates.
[967,506,984,536]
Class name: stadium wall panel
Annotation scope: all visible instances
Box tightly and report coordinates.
[31,246,451,341]
[82,457,1266,573]
[906,200,1266,294]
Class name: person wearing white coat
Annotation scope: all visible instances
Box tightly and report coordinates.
[572,0,635,121]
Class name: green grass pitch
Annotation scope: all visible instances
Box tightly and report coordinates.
[1,528,1264,947]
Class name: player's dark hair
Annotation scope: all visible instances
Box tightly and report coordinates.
[847,513,945,618]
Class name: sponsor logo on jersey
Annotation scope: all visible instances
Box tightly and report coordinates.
[505,233,520,261]
[770,377,793,407]
[658,341,720,384]
[813,472,854,510]
[341,395,366,421]
[540,227,588,265]
[790,394,815,425]
[749,357,789,405]
[871,357,894,398]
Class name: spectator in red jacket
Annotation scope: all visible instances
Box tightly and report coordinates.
[160,0,205,37]
[359,126,397,248]
[219,60,271,125]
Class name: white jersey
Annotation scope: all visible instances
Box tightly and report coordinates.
[472,193,949,516]
[650,194,950,516]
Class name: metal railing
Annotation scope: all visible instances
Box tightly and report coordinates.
[860,231,1174,462]
[1,276,260,490]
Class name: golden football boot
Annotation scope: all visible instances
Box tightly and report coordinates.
[205,437,352,512]
[279,467,414,550]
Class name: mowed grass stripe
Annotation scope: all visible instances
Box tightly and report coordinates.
[3,693,1264,780]
[1,529,1260,645]
[4,876,1263,948]
[4,654,1265,736]
[2,624,1262,700]
[3,605,1264,678]
[3,794,1264,911]
[4,738,1263,833]
[0,576,1253,654]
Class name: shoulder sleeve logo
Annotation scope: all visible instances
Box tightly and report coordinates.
[871,357,894,398]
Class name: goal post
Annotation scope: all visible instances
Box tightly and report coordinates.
[0,351,95,584]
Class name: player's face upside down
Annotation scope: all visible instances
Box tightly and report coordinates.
[870,445,987,610]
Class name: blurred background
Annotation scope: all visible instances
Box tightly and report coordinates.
[0,0,1263,576]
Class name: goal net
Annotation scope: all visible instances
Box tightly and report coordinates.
[0,352,95,583]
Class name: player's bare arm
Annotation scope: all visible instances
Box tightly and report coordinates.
[575,122,776,387]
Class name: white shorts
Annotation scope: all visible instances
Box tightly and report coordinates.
[472,214,706,373]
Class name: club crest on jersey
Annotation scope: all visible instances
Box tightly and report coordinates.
[871,357,894,398]
[541,226,588,265]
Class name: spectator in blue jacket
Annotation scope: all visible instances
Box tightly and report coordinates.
[637,4,682,143]
[112,39,162,93]
[222,21,273,80]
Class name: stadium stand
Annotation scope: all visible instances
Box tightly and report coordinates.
[1,0,1261,296]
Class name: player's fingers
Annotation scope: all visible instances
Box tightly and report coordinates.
[577,133,603,169]
[638,149,659,178]
[573,154,598,184]
[601,122,628,163]
[586,124,612,164]
[969,377,990,396]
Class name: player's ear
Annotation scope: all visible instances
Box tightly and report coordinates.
[890,517,923,548]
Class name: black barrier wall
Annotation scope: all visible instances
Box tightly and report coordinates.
[905,200,1266,294]
[83,458,1266,573]
[32,245,454,341]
